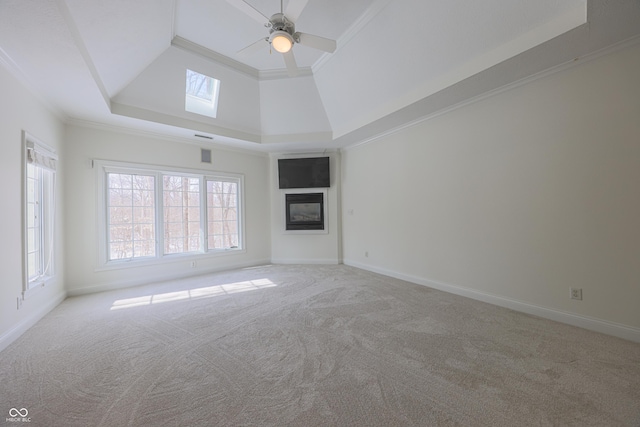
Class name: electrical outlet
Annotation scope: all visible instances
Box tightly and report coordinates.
[190,260,197,268]
[570,288,582,300]
[365,251,369,258]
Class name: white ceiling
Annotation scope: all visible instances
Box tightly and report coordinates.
[1,0,639,153]
[175,0,374,72]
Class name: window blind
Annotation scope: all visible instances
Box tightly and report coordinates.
[26,141,57,172]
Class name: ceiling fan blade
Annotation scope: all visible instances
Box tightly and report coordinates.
[296,32,336,53]
[237,38,268,56]
[225,0,269,24]
[284,0,309,23]
[283,50,299,77]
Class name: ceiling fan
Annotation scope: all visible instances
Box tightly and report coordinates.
[226,0,337,77]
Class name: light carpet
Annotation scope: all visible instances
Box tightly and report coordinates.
[1,264,639,426]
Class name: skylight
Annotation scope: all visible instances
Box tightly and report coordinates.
[185,69,220,118]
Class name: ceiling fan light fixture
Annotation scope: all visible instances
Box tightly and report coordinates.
[270,31,293,53]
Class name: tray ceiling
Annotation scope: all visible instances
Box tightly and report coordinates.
[1,0,638,152]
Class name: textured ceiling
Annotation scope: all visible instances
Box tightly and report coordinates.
[1,0,639,153]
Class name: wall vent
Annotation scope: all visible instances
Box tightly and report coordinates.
[201,148,212,164]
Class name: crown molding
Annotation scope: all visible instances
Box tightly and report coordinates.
[259,67,313,80]
[110,102,261,143]
[268,148,338,158]
[66,117,269,157]
[261,131,333,145]
[342,33,640,152]
[172,36,316,81]
[171,36,260,79]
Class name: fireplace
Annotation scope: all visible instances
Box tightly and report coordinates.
[285,192,324,231]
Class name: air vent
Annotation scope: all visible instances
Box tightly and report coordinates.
[201,148,212,164]
[194,134,213,140]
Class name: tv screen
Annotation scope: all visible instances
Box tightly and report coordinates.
[278,157,330,189]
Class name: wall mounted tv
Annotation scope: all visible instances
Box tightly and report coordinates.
[278,157,330,189]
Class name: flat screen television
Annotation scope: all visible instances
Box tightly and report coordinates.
[278,157,330,189]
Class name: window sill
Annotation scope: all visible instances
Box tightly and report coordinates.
[23,275,54,300]
[94,249,246,272]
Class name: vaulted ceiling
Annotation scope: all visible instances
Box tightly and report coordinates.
[1,0,639,152]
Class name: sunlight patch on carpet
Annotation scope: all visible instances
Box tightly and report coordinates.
[110,278,277,310]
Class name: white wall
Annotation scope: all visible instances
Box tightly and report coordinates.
[63,125,271,295]
[259,75,332,142]
[0,63,66,351]
[341,42,640,340]
[270,152,341,264]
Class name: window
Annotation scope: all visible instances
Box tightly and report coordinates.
[163,176,201,254]
[23,133,56,292]
[98,161,243,267]
[26,163,44,280]
[207,180,239,250]
[185,69,220,118]
[107,173,156,260]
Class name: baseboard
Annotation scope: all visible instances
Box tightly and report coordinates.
[0,291,67,353]
[67,259,272,297]
[345,259,640,344]
[270,258,341,265]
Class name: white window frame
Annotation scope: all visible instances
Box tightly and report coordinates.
[205,177,242,251]
[95,160,244,270]
[162,173,204,256]
[22,131,57,298]
[106,170,158,261]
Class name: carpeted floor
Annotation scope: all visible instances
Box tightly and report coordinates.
[1,264,639,426]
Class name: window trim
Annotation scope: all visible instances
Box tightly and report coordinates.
[22,131,57,298]
[95,160,245,271]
